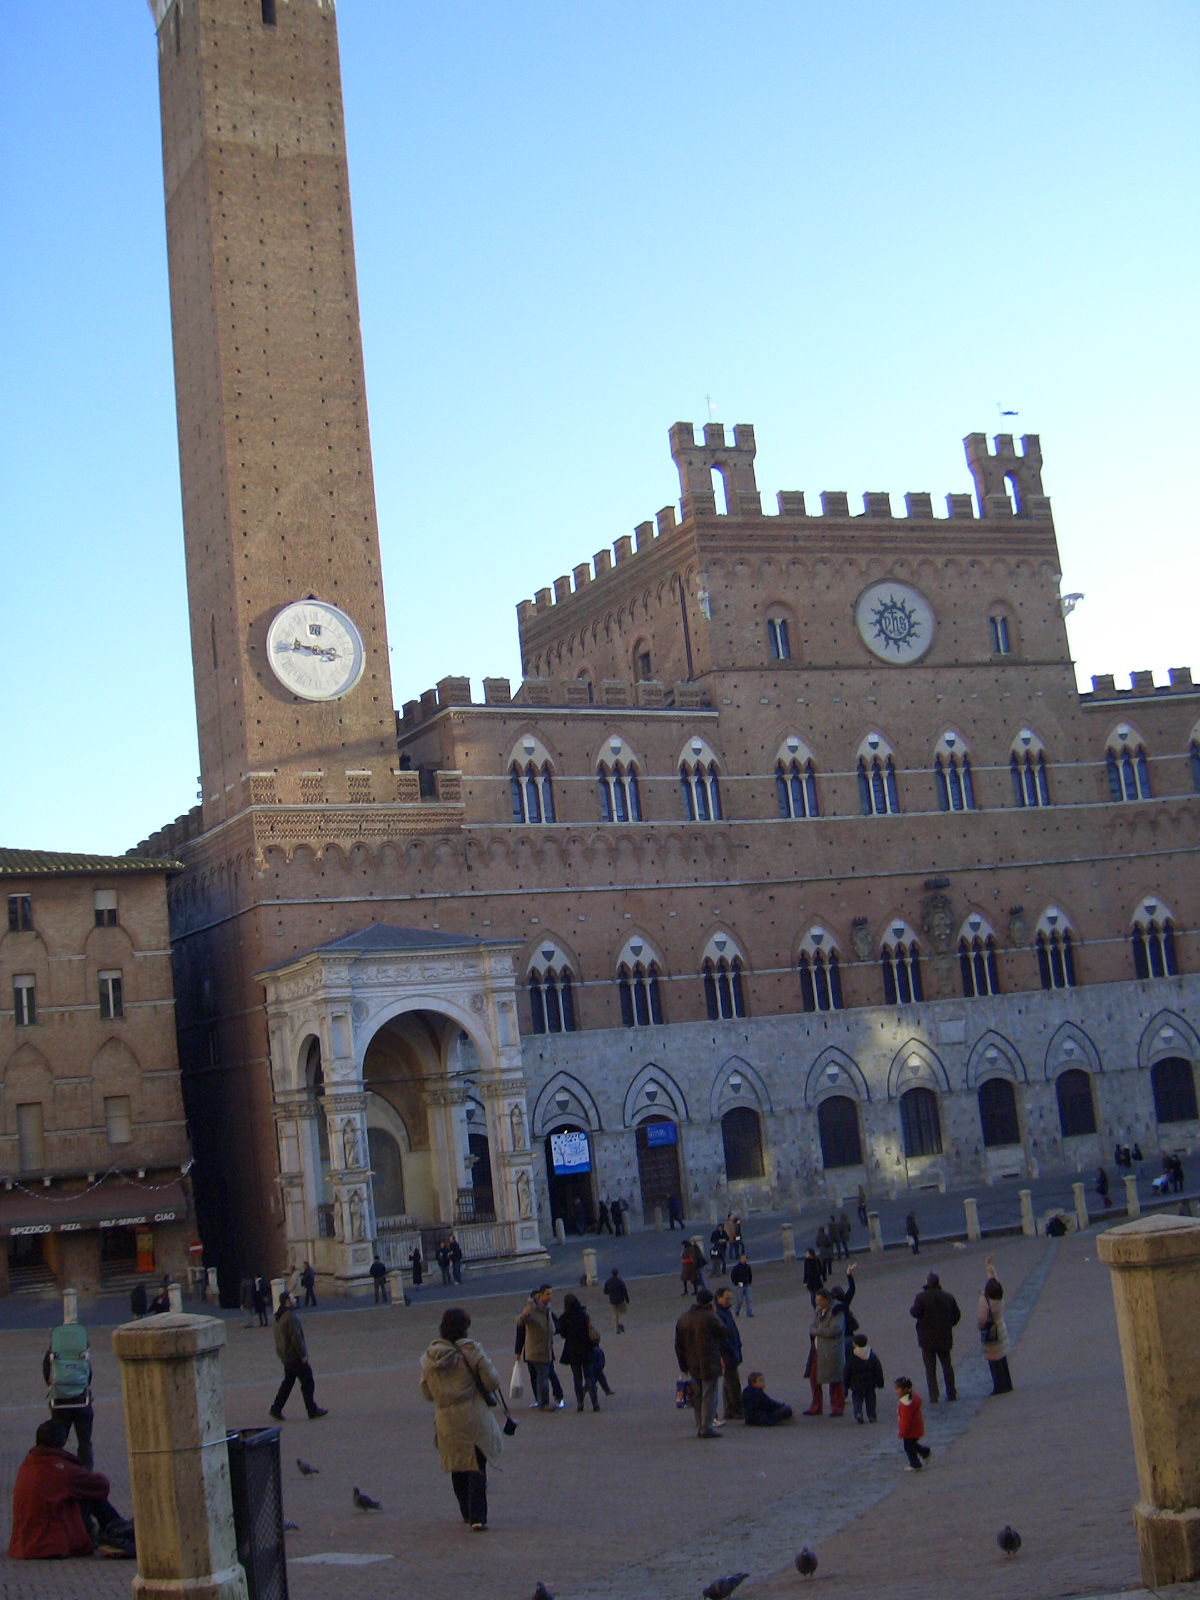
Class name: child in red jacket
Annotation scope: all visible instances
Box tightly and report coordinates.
[894,1376,932,1471]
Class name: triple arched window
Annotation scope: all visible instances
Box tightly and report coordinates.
[959,926,1000,998]
[799,948,843,1012]
[703,956,747,1020]
[934,734,976,811]
[528,960,577,1033]
[509,760,556,824]
[597,760,642,822]
[617,959,664,1027]
[1131,901,1178,978]
[859,749,900,816]
[881,929,923,1004]
[680,749,723,821]
[1106,732,1152,801]
[1036,915,1076,989]
[1011,734,1051,807]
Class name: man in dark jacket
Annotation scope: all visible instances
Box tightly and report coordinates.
[269,1292,328,1420]
[713,1287,743,1421]
[909,1270,961,1402]
[674,1289,725,1438]
[603,1267,630,1333]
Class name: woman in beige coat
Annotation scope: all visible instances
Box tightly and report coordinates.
[977,1255,1013,1395]
[419,1307,504,1530]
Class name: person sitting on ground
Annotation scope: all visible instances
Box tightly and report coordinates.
[741,1371,793,1426]
[8,1420,133,1559]
[1045,1213,1068,1237]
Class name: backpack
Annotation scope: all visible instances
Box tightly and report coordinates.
[47,1323,90,1407]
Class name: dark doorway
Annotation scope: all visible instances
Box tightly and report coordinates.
[544,1124,594,1232]
[635,1115,682,1216]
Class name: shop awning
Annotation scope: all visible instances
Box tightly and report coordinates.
[0,1178,189,1237]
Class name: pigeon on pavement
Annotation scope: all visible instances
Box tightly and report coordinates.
[998,1526,1022,1557]
[296,1458,319,1476]
[353,1486,382,1511]
[795,1547,818,1577]
[703,1576,749,1599]
[531,1584,555,1600]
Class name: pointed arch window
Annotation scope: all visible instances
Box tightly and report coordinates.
[528,962,578,1034]
[1132,912,1178,979]
[617,961,664,1027]
[598,760,642,822]
[817,1096,863,1168]
[681,758,723,821]
[1106,736,1153,801]
[799,949,843,1012]
[766,616,791,660]
[776,758,819,818]
[510,761,556,824]
[722,1107,765,1180]
[1011,740,1051,807]
[934,752,976,811]
[1056,1068,1097,1138]
[703,956,746,1020]
[859,755,900,816]
[881,936,923,1004]
[978,1077,1020,1147]
[900,1087,943,1157]
[959,931,1000,997]
[1152,1058,1199,1124]
[1036,925,1077,990]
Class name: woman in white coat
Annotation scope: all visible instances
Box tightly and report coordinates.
[977,1255,1014,1395]
[419,1307,504,1530]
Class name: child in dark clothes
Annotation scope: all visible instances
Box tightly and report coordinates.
[741,1371,793,1425]
[844,1331,884,1423]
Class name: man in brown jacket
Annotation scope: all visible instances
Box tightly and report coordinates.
[674,1289,726,1438]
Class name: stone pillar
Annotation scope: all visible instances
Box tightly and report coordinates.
[387,1268,406,1306]
[867,1211,883,1253]
[168,1282,184,1313]
[1073,1181,1090,1231]
[654,1204,664,1230]
[271,1276,287,1312]
[964,1198,980,1241]
[1125,1174,1141,1219]
[581,1247,598,1286]
[112,1313,248,1600]
[1019,1190,1035,1237]
[554,1217,566,1245]
[780,1223,795,1262]
[1097,1215,1200,1586]
[62,1287,79,1324]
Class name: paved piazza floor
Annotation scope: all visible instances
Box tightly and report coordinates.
[0,1223,1197,1600]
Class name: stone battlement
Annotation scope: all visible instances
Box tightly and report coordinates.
[1084,667,1196,700]
[517,424,1054,625]
[397,675,713,733]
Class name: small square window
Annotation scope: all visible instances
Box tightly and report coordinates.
[93,889,118,928]
[99,970,124,1021]
[8,894,32,932]
[104,1095,133,1145]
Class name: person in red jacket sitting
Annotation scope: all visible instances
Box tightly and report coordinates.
[8,1420,133,1559]
[894,1376,933,1472]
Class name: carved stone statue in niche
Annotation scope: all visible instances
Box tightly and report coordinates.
[509,1103,526,1151]
[516,1170,532,1219]
[342,1121,364,1169]
[348,1187,366,1241]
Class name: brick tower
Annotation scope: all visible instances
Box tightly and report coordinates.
[152,0,397,822]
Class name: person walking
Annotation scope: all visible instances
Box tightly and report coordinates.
[1095,1166,1112,1209]
[904,1211,921,1253]
[978,1255,1014,1395]
[299,1261,317,1307]
[837,1211,853,1258]
[894,1375,932,1470]
[603,1266,630,1333]
[709,1224,729,1277]
[410,1246,424,1289]
[268,1291,328,1420]
[801,1247,825,1307]
[909,1270,961,1403]
[674,1288,725,1439]
[596,1200,614,1235]
[253,1276,270,1327]
[419,1306,504,1531]
[667,1193,683,1231]
[730,1253,754,1317]
[680,1239,706,1297]
[557,1293,601,1412]
[804,1290,846,1416]
[369,1255,388,1303]
[713,1287,743,1422]
[516,1285,560,1410]
[611,1196,626,1236]
[844,1331,884,1424]
[815,1225,834,1278]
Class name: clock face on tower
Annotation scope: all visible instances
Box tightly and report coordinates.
[266,600,366,701]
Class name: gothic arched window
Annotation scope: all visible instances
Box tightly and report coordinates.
[703,956,746,1020]
[1011,744,1051,807]
[1106,735,1153,801]
[721,1107,765,1180]
[1036,926,1076,990]
[766,615,791,661]
[978,1077,1020,1147]
[510,761,556,824]
[881,936,923,1004]
[900,1087,943,1157]
[817,1096,863,1168]
[799,950,843,1013]
[597,761,642,822]
[1152,1058,1199,1124]
[1056,1068,1097,1138]
[528,963,577,1034]
[680,760,723,821]
[859,755,900,816]
[935,753,976,812]
[617,961,664,1027]
[776,758,819,819]
[959,933,1000,998]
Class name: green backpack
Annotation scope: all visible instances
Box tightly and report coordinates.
[47,1323,91,1406]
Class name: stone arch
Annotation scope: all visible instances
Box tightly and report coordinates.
[965,1031,1026,1089]
[531,1073,603,1137]
[804,1047,869,1108]
[1139,1009,1200,1069]
[886,1039,951,1099]
[708,1055,772,1120]
[1044,1022,1102,1082]
[622,1063,688,1128]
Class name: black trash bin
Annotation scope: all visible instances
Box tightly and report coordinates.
[226,1427,289,1600]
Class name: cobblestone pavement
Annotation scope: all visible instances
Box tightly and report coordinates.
[0,1225,1196,1600]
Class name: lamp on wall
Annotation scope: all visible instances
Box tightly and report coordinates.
[555,1090,570,1114]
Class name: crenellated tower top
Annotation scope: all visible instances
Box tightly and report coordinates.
[964,432,1048,519]
[669,422,763,519]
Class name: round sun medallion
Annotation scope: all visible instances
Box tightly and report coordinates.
[854,581,935,665]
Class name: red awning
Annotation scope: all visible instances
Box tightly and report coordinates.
[0,1178,189,1237]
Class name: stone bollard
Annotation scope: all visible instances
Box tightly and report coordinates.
[654,1204,664,1231]
[1073,1181,1090,1231]
[1098,1215,1200,1586]
[112,1313,248,1600]
[708,1197,719,1224]
[964,1198,980,1241]
[62,1287,79,1324]
[1019,1189,1035,1237]
[271,1275,288,1311]
[582,1247,598,1286]
[168,1281,184,1313]
[554,1217,567,1245]
[1124,1174,1141,1219]
[867,1211,883,1253]
[780,1223,795,1262]
[388,1268,406,1306]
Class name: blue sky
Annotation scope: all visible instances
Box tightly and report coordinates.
[3,2,1196,853]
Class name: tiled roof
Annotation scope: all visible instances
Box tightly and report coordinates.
[259,922,521,975]
[0,849,183,878]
